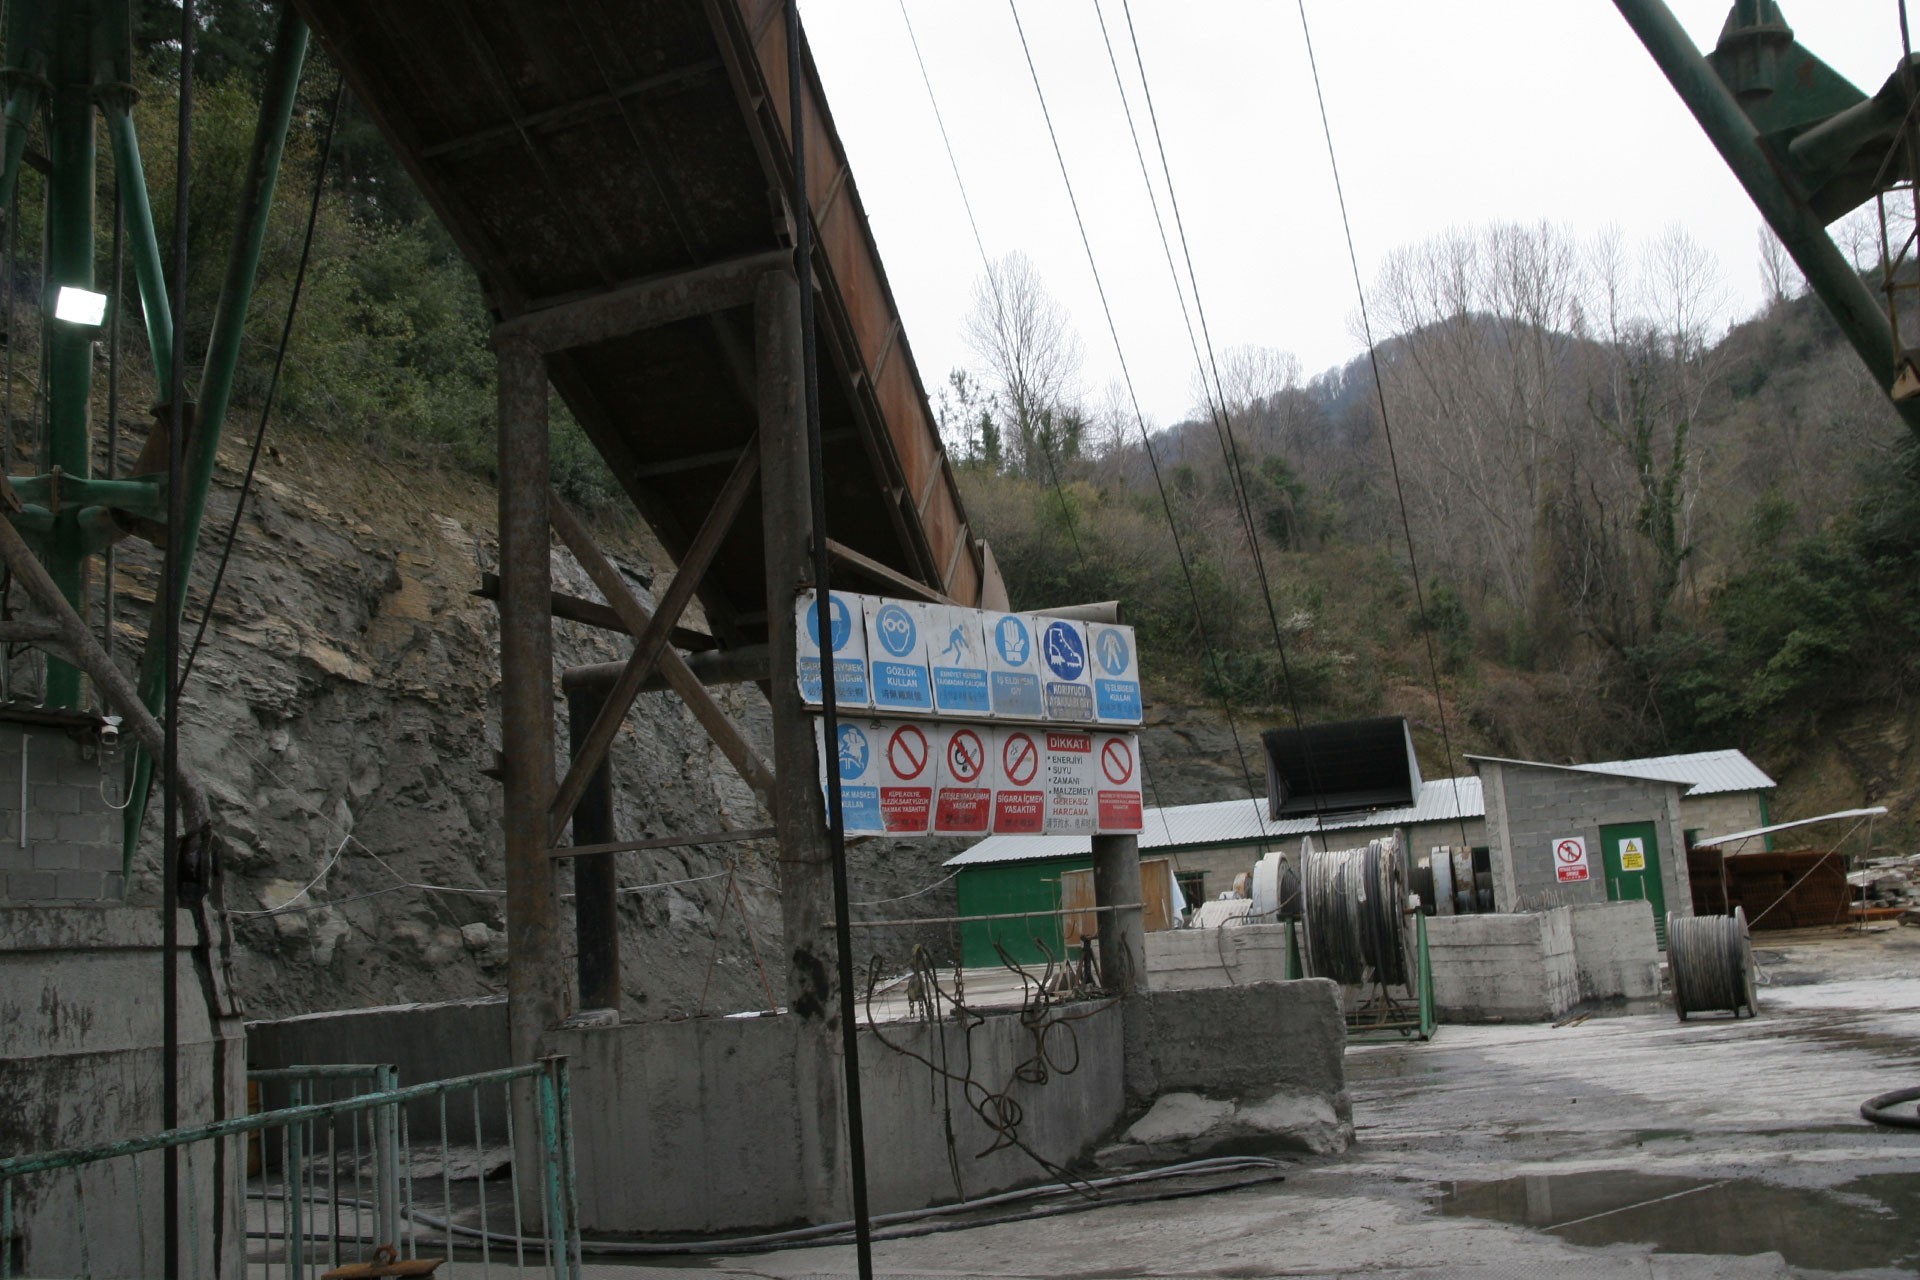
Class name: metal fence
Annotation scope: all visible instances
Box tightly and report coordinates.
[0,1058,581,1279]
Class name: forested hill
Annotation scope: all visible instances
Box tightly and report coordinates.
[945,230,1920,853]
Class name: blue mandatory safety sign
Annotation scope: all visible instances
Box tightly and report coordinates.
[807,593,856,652]
[832,723,884,831]
[987,613,1041,718]
[868,600,932,712]
[1042,621,1086,680]
[930,607,991,716]
[872,603,918,657]
[1089,622,1142,724]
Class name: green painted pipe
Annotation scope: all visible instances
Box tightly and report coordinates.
[124,5,309,867]
[104,107,174,397]
[1614,0,1920,438]
[7,473,165,519]
[44,0,98,709]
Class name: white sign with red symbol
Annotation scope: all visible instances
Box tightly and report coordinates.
[1553,835,1591,884]
[1094,732,1144,833]
[1041,730,1096,835]
[992,728,1045,834]
[933,725,992,834]
[876,722,933,834]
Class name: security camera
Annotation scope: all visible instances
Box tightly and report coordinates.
[99,716,121,748]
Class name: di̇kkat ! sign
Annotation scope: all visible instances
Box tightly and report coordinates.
[816,719,1145,837]
[795,591,1142,727]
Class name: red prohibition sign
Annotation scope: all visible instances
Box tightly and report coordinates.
[1100,738,1134,785]
[887,725,930,780]
[946,729,985,783]
[1556,840,1584,863]
[1002,732,1039,786]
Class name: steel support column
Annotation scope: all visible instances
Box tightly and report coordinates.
[565,681,621,1014]
[756,267,845,1219]
[1091,831,1152,1102]
[497,337,567,1063]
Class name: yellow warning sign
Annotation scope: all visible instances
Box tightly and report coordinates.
[1620,837,1646,872]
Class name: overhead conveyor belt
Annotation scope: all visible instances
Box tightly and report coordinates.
[292,0,997,643]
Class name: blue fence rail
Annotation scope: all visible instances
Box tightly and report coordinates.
[0,1058,581,1278]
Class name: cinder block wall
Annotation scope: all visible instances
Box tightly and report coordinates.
[1680,792,1768,845]
[1479,762,1690,918]
[0,724,123,903]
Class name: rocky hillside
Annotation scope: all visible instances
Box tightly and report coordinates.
[113,422,967,1023]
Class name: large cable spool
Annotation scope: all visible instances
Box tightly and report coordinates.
[1668,907,1758,1020]
[1430,845,1456,917]
[1410,850,1437,916]
[1249,850,1301,919]
[1300,837,1409,987]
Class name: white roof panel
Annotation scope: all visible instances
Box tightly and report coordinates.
[945,776,1484,868]
[1571,749,1775,797]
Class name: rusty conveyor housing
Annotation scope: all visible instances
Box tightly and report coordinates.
[292,0,990,644]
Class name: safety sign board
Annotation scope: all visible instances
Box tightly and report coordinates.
[928,606,992,717]
[816,719,886,834]
[984,611,1043,719]
[1041,730,1097,835]
[794,589,870,709]
[1038,617,1094,722]
[1087,622,1142,725]
[876,721,933,834]
[992,727,1045,834]
[1094,732,1144,833]
[1553,835,1591,884]
[1619,837,1646,872]
[865,597,933,713]
[932,724,992,834]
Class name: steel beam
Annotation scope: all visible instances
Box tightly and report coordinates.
[545,439,759,843]
[497,337,567,1070]
[493,249,791,354]
[1615,0,1920,436]
[825,537,957,606]
[472,573,717,650]
[548,494,777,813]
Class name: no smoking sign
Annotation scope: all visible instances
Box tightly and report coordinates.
[1553,835,1591,884]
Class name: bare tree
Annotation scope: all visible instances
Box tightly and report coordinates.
[963,251,1083,476]
[1757,225,1800,310]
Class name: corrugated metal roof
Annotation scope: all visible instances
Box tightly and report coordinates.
[1570,749,1776,797]
[945,776,1485,868]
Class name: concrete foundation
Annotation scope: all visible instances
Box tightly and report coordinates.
[1566,900,1662,1001]
[0,906,246,1276]
[1429,911,1580,1023]
[1135,979,1347,1102]
[554,1004,1127,1233]
[1145,922,1292,990]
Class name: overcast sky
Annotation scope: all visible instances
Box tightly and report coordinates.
[799,1,1897,428]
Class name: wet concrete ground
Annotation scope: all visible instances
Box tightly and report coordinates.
[580,926,1920,1279]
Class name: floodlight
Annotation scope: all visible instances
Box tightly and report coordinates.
[53,286,108,327]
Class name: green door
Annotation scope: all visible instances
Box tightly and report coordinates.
[1600,821,1667,948]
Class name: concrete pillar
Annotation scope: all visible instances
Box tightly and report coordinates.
[755,269,845,1218]
[497,337,566,1064]
[1092,831,1152,1100]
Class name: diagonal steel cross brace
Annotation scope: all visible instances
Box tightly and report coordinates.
[546,457,773,843]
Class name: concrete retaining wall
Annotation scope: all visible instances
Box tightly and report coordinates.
[1428,911,1579,1023]
[554,1003,1128,1233]
[0,726,125,903]
[1146,923,1292,989]
[1567,900,1661,1000]
[1137,979,1346,1101]
[0,906,246,1276]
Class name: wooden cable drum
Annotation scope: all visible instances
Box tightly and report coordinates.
[1668,907,1758,1020]
[1301,837,1409,986]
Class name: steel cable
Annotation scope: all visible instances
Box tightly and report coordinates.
[1668,908,1756,1019]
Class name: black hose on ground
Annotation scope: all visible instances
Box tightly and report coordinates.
[1861,1086,1920,1130]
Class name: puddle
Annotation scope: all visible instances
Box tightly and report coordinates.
[1432,1170,1920,1272]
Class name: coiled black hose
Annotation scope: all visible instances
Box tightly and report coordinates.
[1861,1086,1920,1130]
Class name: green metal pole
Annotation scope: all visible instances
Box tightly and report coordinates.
[0,0,51,211]
[1614,0,1920,439]
[43,0,98,709]
[123,5,308,865]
